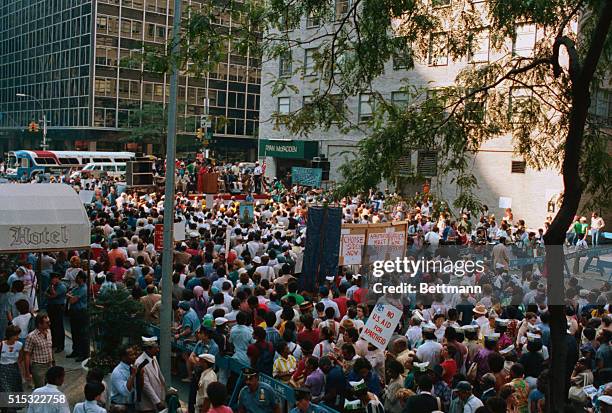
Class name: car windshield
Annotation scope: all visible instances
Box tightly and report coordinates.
[7,155,17,168]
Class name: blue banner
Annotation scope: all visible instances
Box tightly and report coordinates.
[301,206,342,292]
[291,167,323,188]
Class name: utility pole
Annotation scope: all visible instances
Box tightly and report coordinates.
[159,0,182,382]
[16,93,47,150]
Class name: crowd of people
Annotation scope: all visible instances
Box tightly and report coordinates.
[0,158,610,413]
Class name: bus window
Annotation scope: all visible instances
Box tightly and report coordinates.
[93,158,111,163]
[117,165,126,172]
[21,158,29,168]
[81,158,90,164]
[103,165,115,171]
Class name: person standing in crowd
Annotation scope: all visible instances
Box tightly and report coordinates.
[23,312,54,389]
[45,272,67,353]
[237,368,280,413]
[26,366,70,413]
[135,336,166,412]
[206,382,232,413]
[73,381,107,413]
[194,353,217,413]
[0,325,24,409]
[110,345,138,411]
[590,212,605,246]
[66,271,89,362]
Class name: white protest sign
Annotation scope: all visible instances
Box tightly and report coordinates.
[387,231,406,260]
[367,232,389,262]
[341,233,365,265]
[498,197,512,209]
[359,303,402,350]
[173,220,186,242]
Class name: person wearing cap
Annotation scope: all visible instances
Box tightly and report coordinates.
[416,322,442,367]
[45,272,67,353]
[237,367,279,413]
[349,378,384,413]
[195,353,217,413]
[135,336,166,412]
[290,388,314,413]
[451,381,483,413]
[66,270,89,362]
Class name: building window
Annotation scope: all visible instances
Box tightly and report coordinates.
[335,0,350,20]
[391,91,410,107]
[428,32,448,66]
[279,51,292,77]
[591,88,612,127]
[358,94,374,122]
[513,23,537,58]
[304,48,317,76]
[469,28,489,63]
[464,94,486,124]
[306,10,321,28]
[303,95,314,106]
[511,161,526,174]
[510,87,533,124]
[278,97,291,114]
[97,16,108,34]
[417,151,438,177]
[393,39,412,70]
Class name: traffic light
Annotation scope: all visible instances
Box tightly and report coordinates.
[197,128,203,140]
[28,121,39,132]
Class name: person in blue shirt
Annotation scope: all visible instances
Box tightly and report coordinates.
[45,272,68,352]
[66,271,89,362]
[319,356,347,411]
[109,345,137,408]
[237,368,280,413]
[290,388,315,413]
[175,301,201,341]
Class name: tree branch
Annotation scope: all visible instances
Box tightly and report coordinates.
[552,35,581,81]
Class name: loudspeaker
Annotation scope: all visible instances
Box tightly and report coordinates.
[311,160,330,181]
[126,160,154,187]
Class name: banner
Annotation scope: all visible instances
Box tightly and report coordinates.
[339,222,408,266]
[291,167,323,188]
[367,231,389,263]
[360,303,402,350]
[301,206,342,292]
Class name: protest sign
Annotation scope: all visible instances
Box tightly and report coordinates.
[341,233,366,265]
[360,303,402,350]
[239,202,254,224]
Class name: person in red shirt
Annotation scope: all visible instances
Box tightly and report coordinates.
[333,284,349,318]
[353,285,368,304]
[206,382,233,413]
[440,345,458,386]
[297,314,320,346]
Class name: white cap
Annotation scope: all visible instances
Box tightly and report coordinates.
[215,317,228,325]
[253,256,261,264]
[414,361,430,371]
[325,276,335,282]
[142,336,158,346]
[499,345,515,355]
[198,353,216,364]
[412,310,424,321]
[422,322,436,332]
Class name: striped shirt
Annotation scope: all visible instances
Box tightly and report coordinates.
[273,355,297,380]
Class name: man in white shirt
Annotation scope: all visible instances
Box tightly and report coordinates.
[319,286,341,319]
[415,323,442,366]
[253,162,263,193]
[591,212,605,246]
[27,366,70,413]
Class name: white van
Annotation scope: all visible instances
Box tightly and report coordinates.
[71,162,126,179]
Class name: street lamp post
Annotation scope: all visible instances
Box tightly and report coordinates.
[16,93,48,150]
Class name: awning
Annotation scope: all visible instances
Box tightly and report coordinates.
[258,139,319,159]
[0,184,91,253]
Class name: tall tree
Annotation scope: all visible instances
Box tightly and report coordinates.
[148,1,610,410]
[251,0,612,411]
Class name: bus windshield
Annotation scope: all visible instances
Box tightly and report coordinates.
[7,154,17,169]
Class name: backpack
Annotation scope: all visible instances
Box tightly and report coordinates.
[254,341,274,376]
[26,313,36,333]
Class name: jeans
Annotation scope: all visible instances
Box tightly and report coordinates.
[592,229,600,246]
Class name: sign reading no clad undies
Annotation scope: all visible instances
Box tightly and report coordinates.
[359,303,402,350]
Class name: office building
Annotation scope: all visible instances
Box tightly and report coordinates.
[0,0,260,160]
[258,3,611,227]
